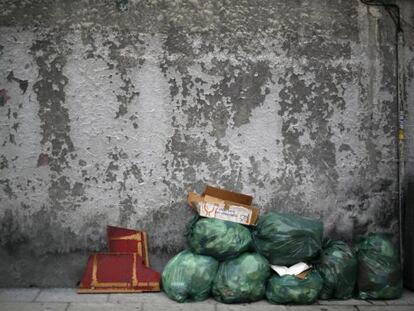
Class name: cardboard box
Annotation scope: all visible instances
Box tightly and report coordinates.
[107,226,150,267]
[187,185,260,225]
[78,253,160,293]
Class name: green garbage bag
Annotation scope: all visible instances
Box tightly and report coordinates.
[356,233,402,300]
[252,212,323,265]
[161,250,219,302]
[186,216,253,261]
[212,253,271,303]
[317,240,357,300]
[266,270,323,304]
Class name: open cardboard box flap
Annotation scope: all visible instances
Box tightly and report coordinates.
[203,185,253,205]
[187,185,259,226]
[296,269,311,280]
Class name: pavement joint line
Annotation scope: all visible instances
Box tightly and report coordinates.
[141,301,144,310]
[32,288,42,302]
[64,302,70,311]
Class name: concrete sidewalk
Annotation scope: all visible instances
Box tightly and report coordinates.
[0,288,413,311]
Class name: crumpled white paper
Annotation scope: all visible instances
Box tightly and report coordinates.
[270,262,311,276]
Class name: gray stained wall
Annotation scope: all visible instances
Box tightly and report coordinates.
[0,0,413,286]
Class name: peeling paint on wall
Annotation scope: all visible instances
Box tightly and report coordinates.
[0,0,413,286]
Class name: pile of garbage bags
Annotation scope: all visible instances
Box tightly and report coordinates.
[162,211,402,304]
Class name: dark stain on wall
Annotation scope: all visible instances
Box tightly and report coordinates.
[30,37,74,173]
[7,71,28,94]
[104,32,145,119]
[205,59,272,129]
[0,210,27,253]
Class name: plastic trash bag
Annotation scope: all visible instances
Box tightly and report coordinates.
[317,240,357,300]
[356,233,402,300]
[161,250,219,302]
[252,212,323,265]
[266,270,323,304]
[212,252,271,303]
[186,216,253,261]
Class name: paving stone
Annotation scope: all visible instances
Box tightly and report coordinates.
[357,306,414,311]
[385,290,414,305]
[108,293,170,303]
[36,288,108,303]
[68,302,142,311]
[318,299,370,305]
[1,288,413,311]
[366,300,387,305]
[109,292,216,304]
[0,302,68,311]
[144,302,215,311]
[0,288,40,302]
[243,299,274,306]
[217,304,287,311]
[287,306,357,311]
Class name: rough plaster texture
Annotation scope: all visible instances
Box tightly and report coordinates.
[0,0,413,287]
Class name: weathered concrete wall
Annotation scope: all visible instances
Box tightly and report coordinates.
[404,0,414,182]
[0,0,413,287]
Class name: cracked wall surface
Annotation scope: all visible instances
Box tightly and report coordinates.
[0,0,413,286]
